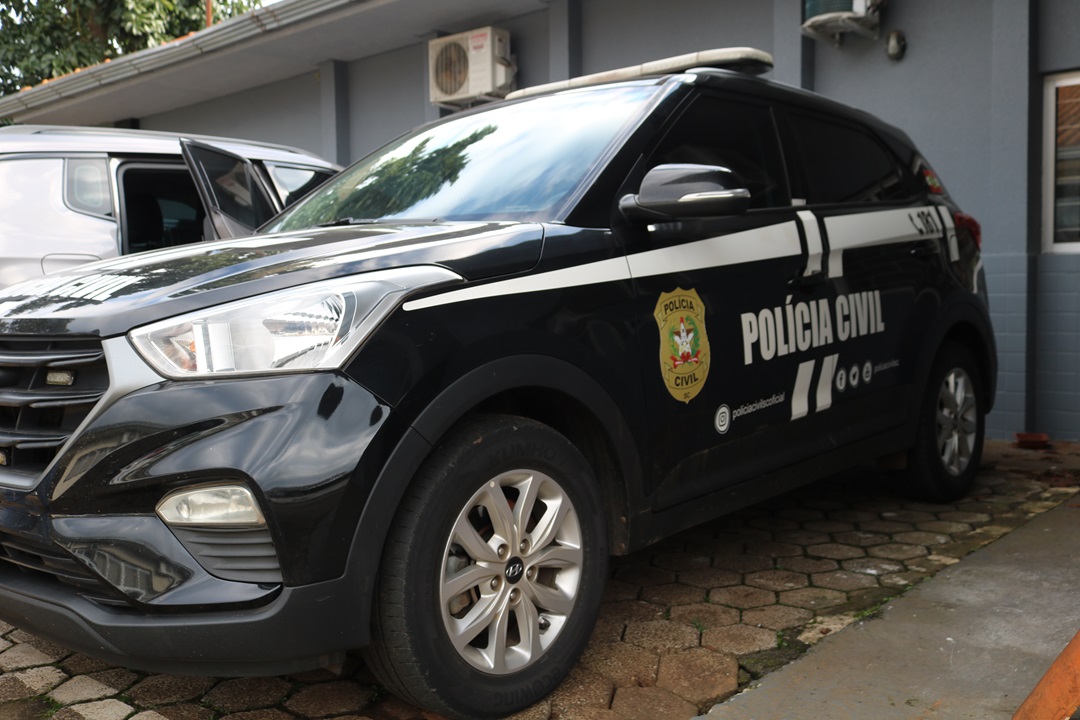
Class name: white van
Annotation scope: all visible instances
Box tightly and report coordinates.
[0,125,337,288]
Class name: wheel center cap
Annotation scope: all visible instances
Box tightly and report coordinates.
[504,557,525,585]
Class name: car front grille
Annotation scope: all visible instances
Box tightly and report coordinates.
[0,338,109,479]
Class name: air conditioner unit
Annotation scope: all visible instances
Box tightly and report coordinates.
[802,0,884,43]
[429,27,516,107]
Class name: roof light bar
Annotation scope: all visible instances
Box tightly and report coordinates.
[506,47,774,100]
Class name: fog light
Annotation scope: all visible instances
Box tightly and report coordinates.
[156,485,266,527]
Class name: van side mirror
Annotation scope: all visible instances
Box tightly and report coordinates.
[619,163,751,221]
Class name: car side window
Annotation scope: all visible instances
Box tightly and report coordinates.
[648,94,790,210]
[119,166,206,254]
[264,163,335,207]
[787,113,911,205]
[64,158,113,217]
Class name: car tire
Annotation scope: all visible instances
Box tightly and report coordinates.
[364,414,607,720]
[903,342,985,502]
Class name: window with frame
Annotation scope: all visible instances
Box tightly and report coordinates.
[787,113,911,205]
[1045,73,1080,251]
[649,95,790,210]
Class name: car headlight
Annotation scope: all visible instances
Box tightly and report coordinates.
[129,266,461,379]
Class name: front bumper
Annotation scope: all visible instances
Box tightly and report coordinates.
[0,336,395,672]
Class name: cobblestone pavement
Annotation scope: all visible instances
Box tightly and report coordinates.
[1,440,1078,720]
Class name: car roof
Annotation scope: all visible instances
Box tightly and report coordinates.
[0,124,338,168]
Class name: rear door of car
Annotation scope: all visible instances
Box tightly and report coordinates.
[180,139,280,240]
[620,91,835,509]
[779,107,945,446]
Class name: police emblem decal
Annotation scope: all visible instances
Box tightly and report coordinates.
[654,288,711,403]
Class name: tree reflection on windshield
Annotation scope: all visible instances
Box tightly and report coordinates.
[265,84,660,232]
[285,126,495,228]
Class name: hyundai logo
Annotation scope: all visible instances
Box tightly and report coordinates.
[504,557,525,584]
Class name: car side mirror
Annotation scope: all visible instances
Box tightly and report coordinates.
[619,163,751,221]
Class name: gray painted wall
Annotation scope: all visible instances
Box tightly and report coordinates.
[141,71,322,153]
[812,1,1035,439]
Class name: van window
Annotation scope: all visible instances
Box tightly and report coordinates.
[65,158,113,217]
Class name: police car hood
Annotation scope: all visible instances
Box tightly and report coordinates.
[0,221,543,337]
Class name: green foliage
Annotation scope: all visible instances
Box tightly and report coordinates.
[0,1,261,97]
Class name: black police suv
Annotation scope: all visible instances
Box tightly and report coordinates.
[0,48,995,719]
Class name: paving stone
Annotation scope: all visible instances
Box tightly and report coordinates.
[640,583,704,606]
[0,638,11,654]
[778,587,847,610]
[8,665,68,696]
[743,541,802,558]
[797,613,859,645]
[725,528,773,544]
[217,711,293,720]
[772,530,830,546]
[829,587,898,616]
[710,553,774,573]
[937,510,992,524]
[868,543,930,561]
[841,557,905,576]
[702,624,778,655]
[580,642,658,688]
[741,605,813,631]
[697,537,745,555]
[597,600,665,625]
[881,510,936,523]
[882,570,930,588]
[130,713,170,720]
[832,531,890,547]
[745,570,808,592]
[548,666,613,716]
[0,698,56,720]
[678,568,740,589]
[59,655,116,676]
[916,520,972,534]
[89,669,139,693]
[668,603,739,630]
[128,676,216,707]
[503,698,551,720]
[709,585,775,609]
[624,620,700,654]
[6,631,71,661]
[746,517,800,532]
[49,675,116,705]
[801,520,855,533]
[283,681,375,718]
[828,510,879,523]
[961,525,1014,542]
[892,531,951,546]
[657,648,738,705]
[811,570,878,591]
[145,704,214,720]
[612,566,676,587]
[547,708,619,719]
[611,686,698,720]
[53,699,134,720]
[589,615,627,643]
[858,520,915,534]
[602,579,639,602]
[905,555,961,573]
[0,644,56,671]
[652,554,712,572]
[800,498,848,512]
[204,677,291,713]
[806,543,865,560]
[777,556,838,574]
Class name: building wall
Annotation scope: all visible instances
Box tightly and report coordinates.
[141,71,322,154]
[811,1,1035,439]
[1036,0,1080,438]
[579,0,774,73]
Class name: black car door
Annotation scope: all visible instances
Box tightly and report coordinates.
[619,92,832,510]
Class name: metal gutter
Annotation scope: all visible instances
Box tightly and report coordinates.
[0,0,386,120]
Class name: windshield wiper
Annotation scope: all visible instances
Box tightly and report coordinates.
[317,217,384,227]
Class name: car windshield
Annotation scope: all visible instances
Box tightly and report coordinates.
[263,84,661,231]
